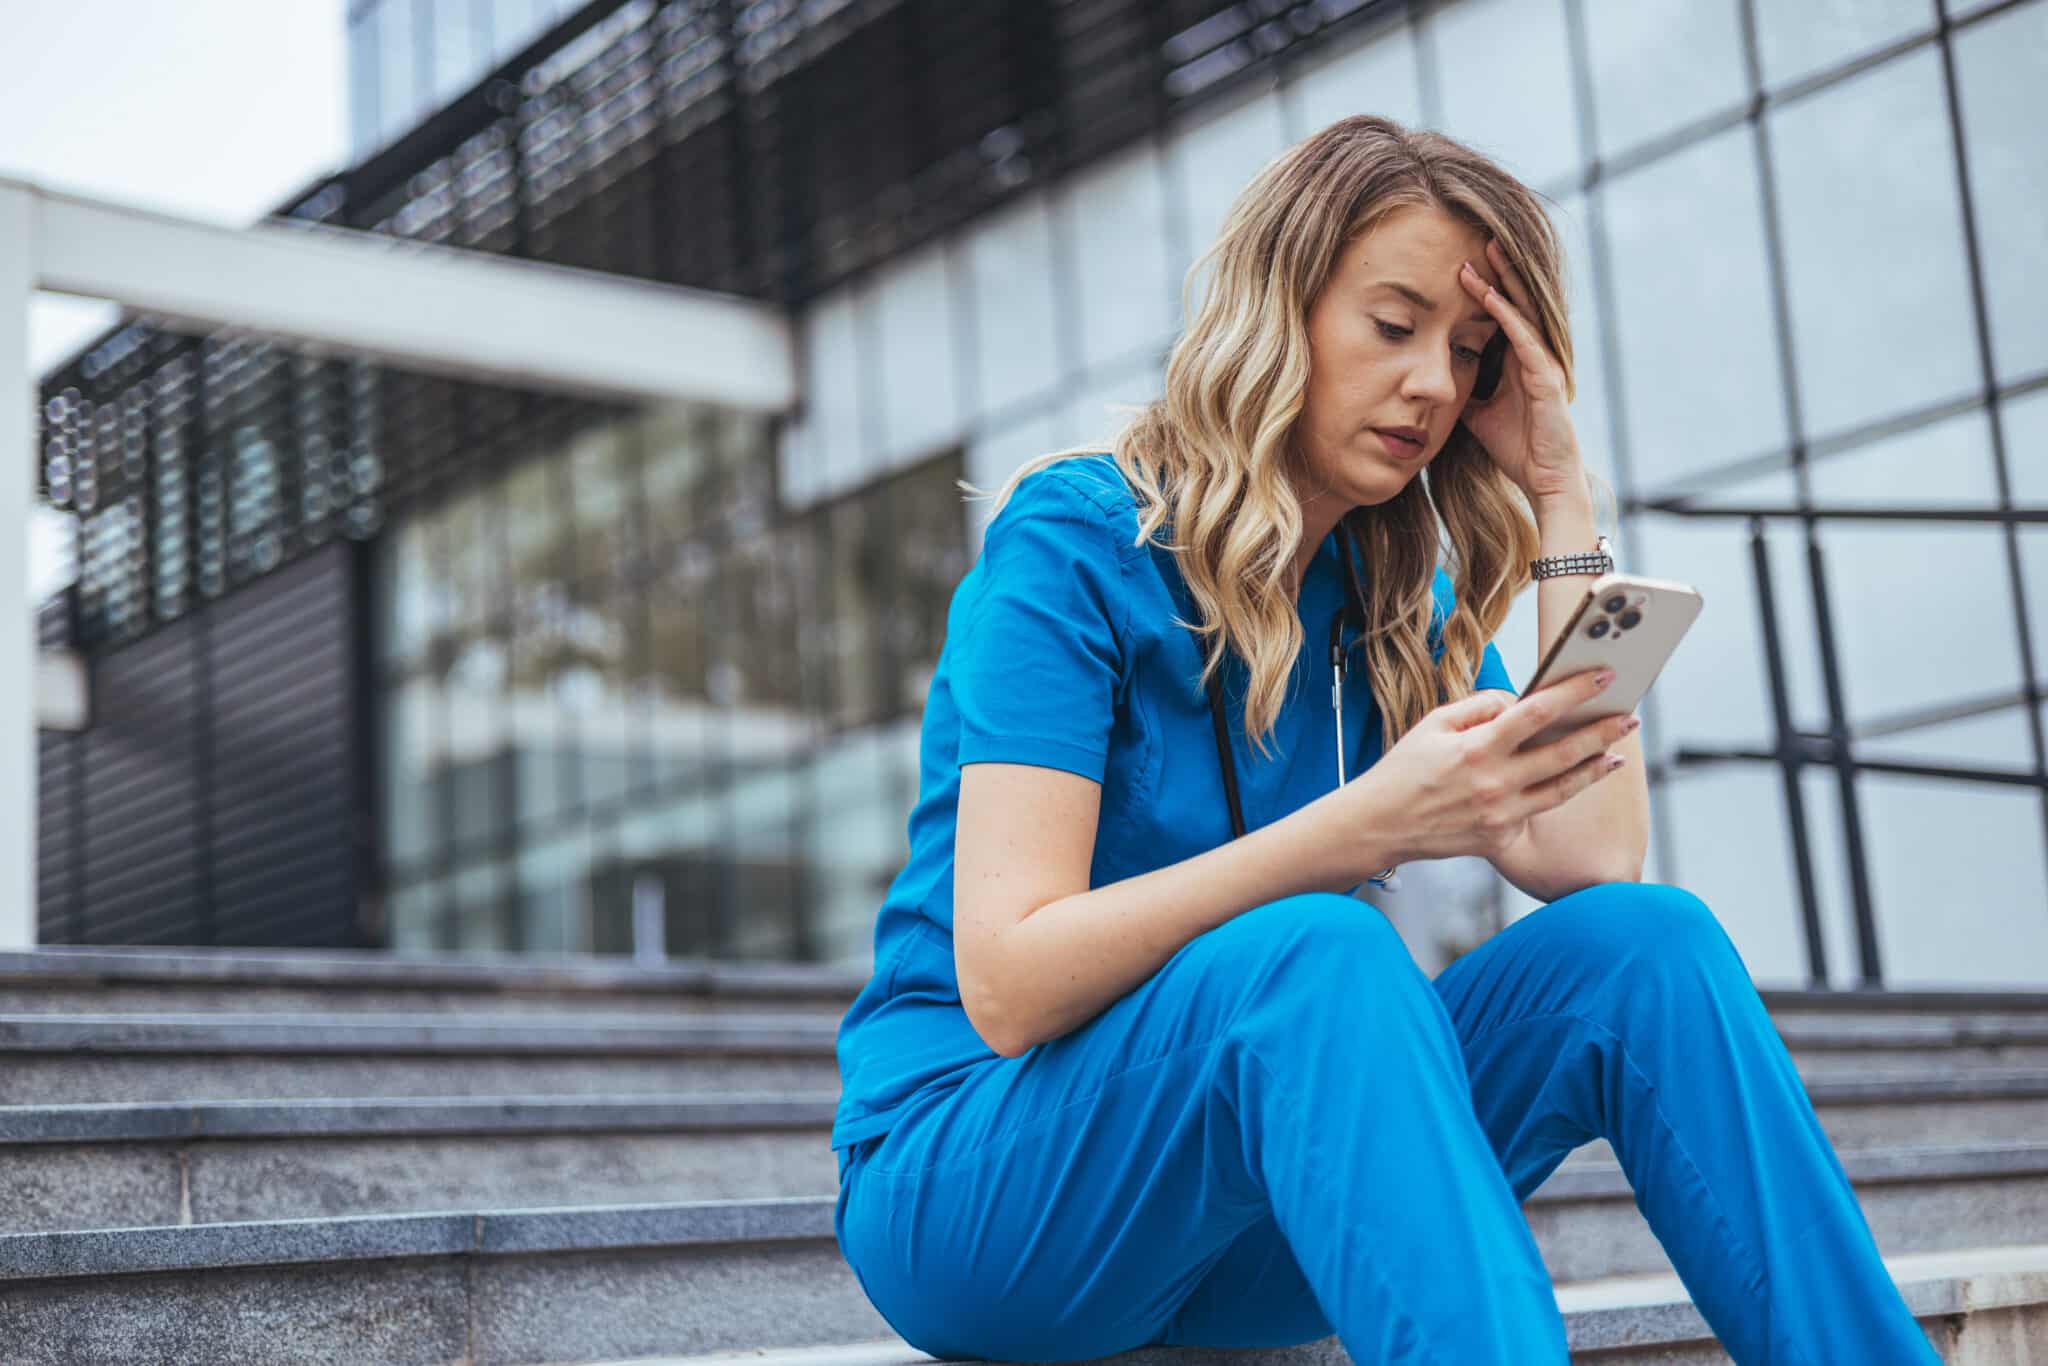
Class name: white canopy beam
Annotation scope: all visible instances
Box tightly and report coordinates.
[1,174,799,947]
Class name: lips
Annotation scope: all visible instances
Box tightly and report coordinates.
[1374,427,1426,458]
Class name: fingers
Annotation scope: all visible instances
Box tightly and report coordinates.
[1515,744,1627,818]
[1442,687,1517,731]
[1485,666,1614,751]
[1505,704,1637,793]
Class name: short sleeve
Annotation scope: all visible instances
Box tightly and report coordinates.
[1475,638,1518,697]
[952,471,1126,782]
[1430,566,1518,698]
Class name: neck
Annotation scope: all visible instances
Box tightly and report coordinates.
[1290,492,1350,603]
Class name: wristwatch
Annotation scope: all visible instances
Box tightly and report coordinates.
[1530,533,1614,581]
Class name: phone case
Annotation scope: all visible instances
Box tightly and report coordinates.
[1514,572,1703,752]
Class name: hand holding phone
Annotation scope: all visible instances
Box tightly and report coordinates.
[1514,572,1703,752]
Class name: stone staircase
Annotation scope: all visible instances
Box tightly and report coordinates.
[0,947,2043,1362]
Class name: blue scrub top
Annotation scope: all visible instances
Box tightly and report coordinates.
[830,452,1519,1154]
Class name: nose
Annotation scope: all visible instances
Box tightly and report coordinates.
[1400,345,1460,410]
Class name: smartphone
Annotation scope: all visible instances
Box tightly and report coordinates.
[1513,571,1703,752]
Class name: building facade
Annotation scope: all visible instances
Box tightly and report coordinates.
[33,0,2048,986]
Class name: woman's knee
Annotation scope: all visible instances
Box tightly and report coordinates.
[1534,881,1750,982]
[1187,891,1428,1003]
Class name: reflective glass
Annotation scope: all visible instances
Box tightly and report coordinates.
[1289,19,1422,137]
[1171,90,1289,308]
[800,294,866,491]
[1769,47,1979,443]
[516,826,593,953]
[888,452,971,713]
[432,0,479,108]
[1865,775,2048,984]
[349,7,383,156]
[641,539,714,794]
[1753,0,1936,91]
[1582,0,1746,160]
[967,191,1062,423]
[1659,767,1818,983]
[641,402,715,543]
[1806,408,2002,505]
[1954,2,2048,384]
[1858,706,2038,770]
[1063,141,1175,374]
[2006,387,2048,504]
[1549,194,1615,487]
[383,675,442,873]
[1602,127,1788,490]
[873,244,960,469]
[1818,521,2025,726]
[504,452,567,617]
[1427,0,1581,191]
[378,518,440,673]
[380,0,420,139]
[386,879,444,953]
[443,484,503,634]
[716,524,806,754]
[569,422,635,587]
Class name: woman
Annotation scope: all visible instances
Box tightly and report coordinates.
[830,115,1934,1363]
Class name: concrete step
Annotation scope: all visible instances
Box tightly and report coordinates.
[1778,1015,2048,1074]
[1527,1141,2048,1282]
[0,946,864,1017]
[577,1241,2048,1363]
[0,1094,839,1232]
[0,1196,2035,1364]
[0,1012,843,1103]
[5,1065,2048,1232]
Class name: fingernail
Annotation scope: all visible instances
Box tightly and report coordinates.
[1621,715,1641,733]
[1607,754,1626,770]
[1595,668,1617,688]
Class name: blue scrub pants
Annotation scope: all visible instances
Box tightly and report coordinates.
[833,882,1938,1363]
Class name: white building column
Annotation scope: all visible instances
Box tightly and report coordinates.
[0,183,38,948]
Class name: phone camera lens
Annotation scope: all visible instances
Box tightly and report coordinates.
[1602,593,1627,614]
[1587,618,1611,639]
[1618,608,1642,630]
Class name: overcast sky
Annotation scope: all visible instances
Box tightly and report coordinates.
[2,0,348,596]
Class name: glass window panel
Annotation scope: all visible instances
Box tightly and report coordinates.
[641,402,716,544]
[378,517,441,673]
[516,825,593,953]
[1955,2,2048,385]
[382,675,443,873]
[1770,47,1980,443]
[1857,706,2036,770]
[1794,767,1860,991]
[1583,0,1746,161]
[1819,522,2025,725]
[508,589,575,829]
[504,455,566,608]
[967,191,1062,423]
[718,526,806,750]
[1549,194,1615,486]
[443,613,508,852]
[2005,376,2048,506]
[569,422,635,585]
[1806,409,2002,507]
[888,451,971,714]
[617,796,727,957]
[1427,0,1581,191]
[873,244,960,468]
[818,493,889,732]
[380,0,420,139]
[1062,141,1175,375]
[450,858,512,951]
[1289,19,1422,137]
[1170,90,1290,309]
[1602,127,1788,490]
[801,295,866,493]
[1656,766,1815,983]
[800,729,899,970]
[386,878,444,954]
[1865,774,2048,985]
[2021,528,2048,679]
[432,0,479,107]
[558,575,639,816]
[1753,0,1937,91]
[443,483,503,635]
[349,8,383,156]
[729,764,802,961]
[1064,360,1160,453]
[642,539,715,793]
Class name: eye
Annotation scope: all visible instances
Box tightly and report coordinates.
[1376,319,1484,365]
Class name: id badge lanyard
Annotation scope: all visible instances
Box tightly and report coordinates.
[1204,515,1402,893]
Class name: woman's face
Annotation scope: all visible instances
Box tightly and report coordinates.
[1295,203,1503,505]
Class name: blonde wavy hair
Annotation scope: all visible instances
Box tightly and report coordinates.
[961,114,1612,762]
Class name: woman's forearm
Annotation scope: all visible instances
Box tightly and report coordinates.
[976,776,1403,1057]
[1523,487,1651,884]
